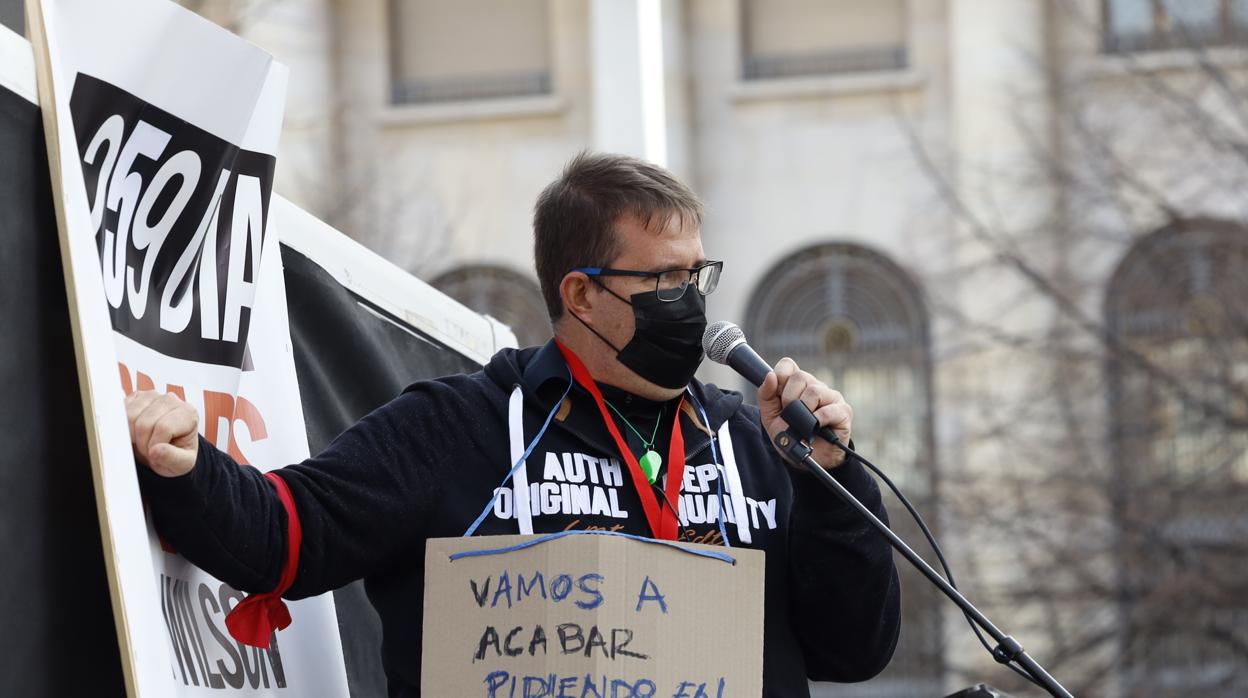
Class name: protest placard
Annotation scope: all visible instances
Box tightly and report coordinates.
[26,0,349,693]
[423,532,764,697]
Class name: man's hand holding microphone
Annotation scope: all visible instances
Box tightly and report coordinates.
[704,321,853,469]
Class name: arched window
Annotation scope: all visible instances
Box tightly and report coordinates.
[1106,221,1248,696]
[745,243,941,696]
[431,265,551,348]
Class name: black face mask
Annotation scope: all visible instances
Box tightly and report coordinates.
[573,285,708,390]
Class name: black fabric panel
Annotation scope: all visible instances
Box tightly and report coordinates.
[280,243,481,698]
[0,85,126,695]
[0,0,23,35]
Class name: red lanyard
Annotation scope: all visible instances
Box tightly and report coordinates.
[556,340,685,540]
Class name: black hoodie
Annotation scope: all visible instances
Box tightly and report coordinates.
[140,340,901,697]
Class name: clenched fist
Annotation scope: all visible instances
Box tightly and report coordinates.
[125,390,199,477]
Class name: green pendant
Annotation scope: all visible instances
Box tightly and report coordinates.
[639,450,663,483]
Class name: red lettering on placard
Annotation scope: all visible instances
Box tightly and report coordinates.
[119,361,268,466]
[119,362,132,394]
[118,362,186,401]
[204,391,268,465]
[227,396,267,465]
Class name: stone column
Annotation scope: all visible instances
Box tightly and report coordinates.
[589,0,668,165]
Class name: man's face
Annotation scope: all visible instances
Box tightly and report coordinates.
[589,212,707,356]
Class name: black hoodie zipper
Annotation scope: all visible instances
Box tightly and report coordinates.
[685,432,716,463]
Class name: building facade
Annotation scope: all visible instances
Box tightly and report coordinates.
[7,0,1246,694]
[205,1,1248,695]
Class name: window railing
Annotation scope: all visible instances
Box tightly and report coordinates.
[743,46,907,81]
[391,70,551,105]
[1104,0,1248,54]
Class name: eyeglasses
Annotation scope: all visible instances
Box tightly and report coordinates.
[572,261,723,302]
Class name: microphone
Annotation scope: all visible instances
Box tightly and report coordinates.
[702,320,771,388]
[702,321,830,442]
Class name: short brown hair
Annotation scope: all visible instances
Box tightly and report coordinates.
[533,152,704,321]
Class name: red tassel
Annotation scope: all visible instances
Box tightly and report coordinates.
[225,471,302,648]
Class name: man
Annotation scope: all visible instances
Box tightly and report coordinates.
[128,152,900,696]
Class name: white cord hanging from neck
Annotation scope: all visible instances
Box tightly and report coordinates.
[717,419,751,545]
[507,385,535,535]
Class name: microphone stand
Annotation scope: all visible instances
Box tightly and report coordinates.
[774,402,1074,698]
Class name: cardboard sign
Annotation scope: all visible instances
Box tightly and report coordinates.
[422,532,764,697]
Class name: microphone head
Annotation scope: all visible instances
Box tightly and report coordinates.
[703,321,746,365]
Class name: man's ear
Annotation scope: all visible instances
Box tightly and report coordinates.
[560,272,596,319]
